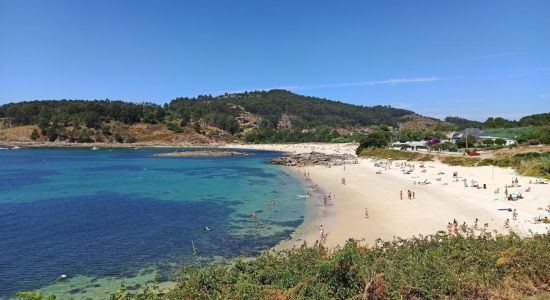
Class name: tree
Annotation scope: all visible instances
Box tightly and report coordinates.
[193,122,202,133]
[30,129,39,141]
[114,133,124,143]
[46,126,58,142]
[456,135,477,149]
[482,139,494,146]
[356,131,391,154]
[494,138,506,146]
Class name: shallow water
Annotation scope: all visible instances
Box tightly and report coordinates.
[0,148,306,299]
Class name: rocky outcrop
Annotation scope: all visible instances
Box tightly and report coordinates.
[270,152,357,167]
[153,151,251,157]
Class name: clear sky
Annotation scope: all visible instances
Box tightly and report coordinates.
[1,0,549,120]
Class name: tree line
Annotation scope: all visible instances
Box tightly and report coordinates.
[1,90,549,143]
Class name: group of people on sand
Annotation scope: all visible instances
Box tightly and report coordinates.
[447,219,461,235]
[322,192,335,206]
[400,190,415,200]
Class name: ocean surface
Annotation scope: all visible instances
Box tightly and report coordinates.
[0,147,306,299]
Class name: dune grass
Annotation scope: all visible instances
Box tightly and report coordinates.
[358,148,550,179]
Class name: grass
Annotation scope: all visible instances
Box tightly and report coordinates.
[358,148,550,179]
[439,156,481,166]
[484,127,533,139]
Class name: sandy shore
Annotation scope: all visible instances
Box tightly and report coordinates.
[221,143,550,249]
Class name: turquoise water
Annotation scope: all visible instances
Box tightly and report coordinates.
[0,147,306,299]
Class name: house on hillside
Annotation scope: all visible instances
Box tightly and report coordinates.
[451,128,484,142]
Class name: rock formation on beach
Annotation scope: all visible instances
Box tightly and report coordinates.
[270,151,357,167]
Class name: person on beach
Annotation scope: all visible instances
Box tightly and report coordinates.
[319,225,325,239]
[400,190,403,200]
[453,222,459,235]
[447,222,453,235]
[341,178,346,185]
[504,219,510,228]
[512,209,518,220]
[474,218,479,229]
[364,208,369,219]
[323,196,327,206]
[413,191,415,199]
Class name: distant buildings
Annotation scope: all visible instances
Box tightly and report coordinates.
[452,128,516,145]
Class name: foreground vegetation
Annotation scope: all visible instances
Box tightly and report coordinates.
[17,231,549,300]
[113,232,550,299]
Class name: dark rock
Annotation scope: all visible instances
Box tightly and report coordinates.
[270,152,357,167]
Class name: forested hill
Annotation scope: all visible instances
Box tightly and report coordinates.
[168,89,416,128]
[0,90,417,134]
[0,90,548,144]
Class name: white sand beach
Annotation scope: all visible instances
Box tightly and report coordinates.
[223,143,550,249]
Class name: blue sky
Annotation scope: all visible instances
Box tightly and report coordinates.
[1,0,549,120]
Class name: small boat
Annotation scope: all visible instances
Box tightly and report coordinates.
[12,146,21,149]
[57,274,68,281]
[91,147,99,150]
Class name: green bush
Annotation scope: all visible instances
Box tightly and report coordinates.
[167,122,183,133]
[162,233,550,299]
[440,156,481,166]
[355,131,391,154]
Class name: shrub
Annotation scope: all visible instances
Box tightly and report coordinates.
[159,233,550,299]
[355,131,391,154]
[440,156,481,166]
[30,129,39,141]
[494,138,506,146]
[167,122,183,133]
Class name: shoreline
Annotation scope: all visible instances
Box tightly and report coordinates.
[3,141,548,250]
[220,143,550,250]
[0,141,237,148]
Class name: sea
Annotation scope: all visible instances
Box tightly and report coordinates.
[0,147,307,299]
